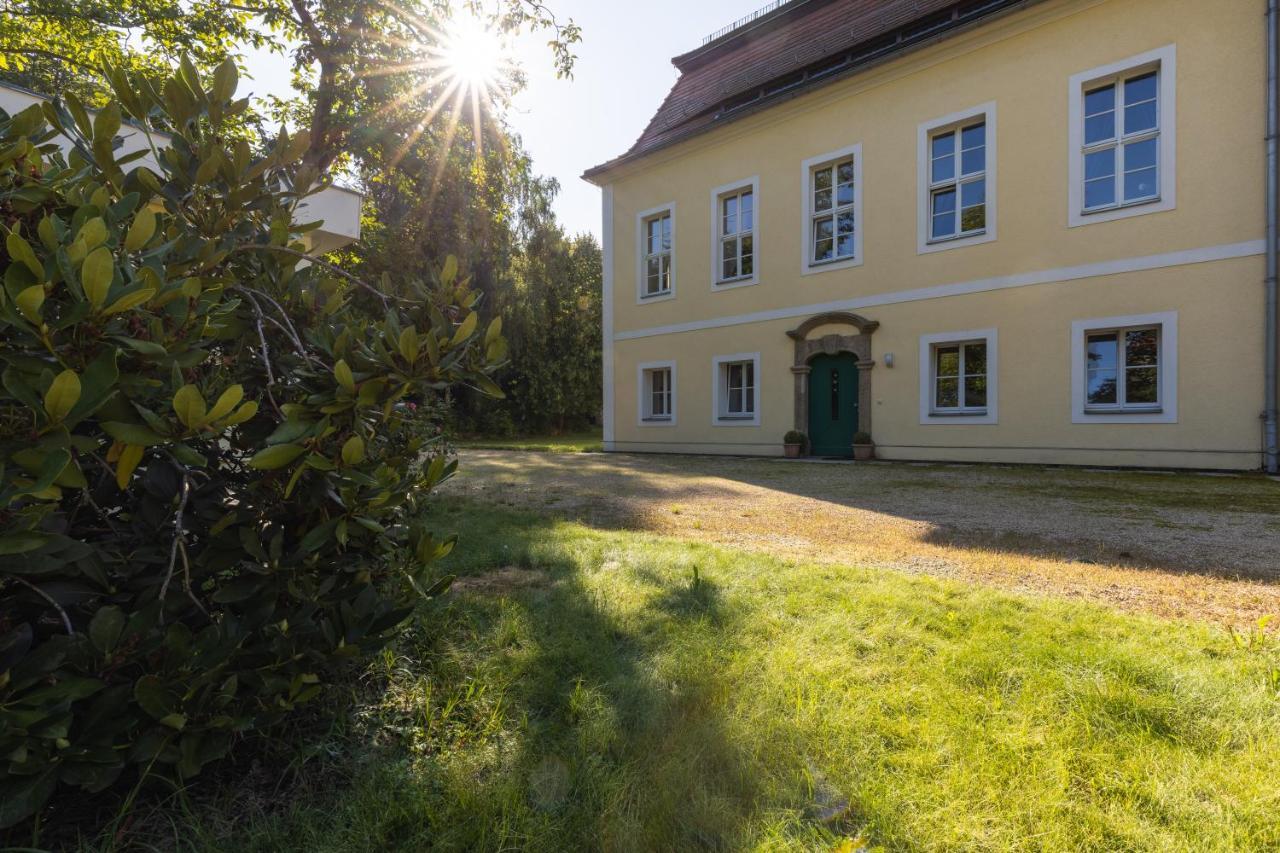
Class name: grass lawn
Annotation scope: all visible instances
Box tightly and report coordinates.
[192,500,1280,852]
[451,430,603,453]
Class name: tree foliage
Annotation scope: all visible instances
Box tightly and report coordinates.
[0,59,504,829]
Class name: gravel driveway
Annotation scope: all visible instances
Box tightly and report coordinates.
[446,450,1280,626]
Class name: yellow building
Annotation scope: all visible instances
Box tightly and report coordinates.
[584,0,1280,471]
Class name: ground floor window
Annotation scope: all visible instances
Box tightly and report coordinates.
[1071,311,1176,424]
[918,329,998,424]
[713,353,760,425]
[638,361,676,425]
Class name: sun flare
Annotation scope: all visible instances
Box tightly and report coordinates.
[438,14,509,92]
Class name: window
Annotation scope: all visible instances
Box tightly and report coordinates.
[635,203,675,302]
[801,144,863,275]
[712,353,761,426]
[1068,45,1176,227]
[1071,312,1177,423]
[710,178,759,288]
[1084,326,1160,411]
[919,329,998,424]
[917,103,996,253]
[638,361,676,426]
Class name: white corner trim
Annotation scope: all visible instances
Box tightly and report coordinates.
[918,328,999,425]
[635,202,676,305]
[636,360,678,427]
[1067,44,1177,228]
[710,176,761,291]
[1070,310,1178,424]
[613,239,1262,342]
[601,184,616,450]
[800,143,864,276]
[711,352,762,427]
[917,101,997,255]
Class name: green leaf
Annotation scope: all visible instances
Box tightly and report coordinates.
[206,385,244,423]
[133,675,175,720]
[484,315,503,346]
[93,102,121,144]
[123,208,156,252]
[172,384,207,429]
[116,444,144,489]
[247,443,307,470]
[77,217,107,249]
[81,246,115,310]
[398,327,419,364]
[441,255,458,284]
[341,435,365,465]
[451,312,477,347]
[6,231,43,278]
[0,532,49,555]
[212,59,239,102]
[102,421,167,446]
[89,606,126,654]
[15,285,44,323]
[334,359,355,393]
[43,369,81,423]
[102,288,155,315]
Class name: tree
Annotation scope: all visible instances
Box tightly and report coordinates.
[0,60,505,832]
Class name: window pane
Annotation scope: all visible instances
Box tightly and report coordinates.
[722,196,737,235]
[744,361,754,389]
[936,377,960,408]
[1126,367,1159,404]
[722,258,738,280]
[960,123,985,175]
[837,159,854,185]
[931,131,955,160]
[1124,101,1157,134]
[932,188,956,215]
[1125,137,1157,171]
[960,179,985,232]
[836,211,855,235]
[960,204,985,233]
[740,250,753,277]
[814,217,834,241]
[741,234,753,259]
[1125,328,1158,366]
[931,212,954,241]
[729,388,743,412]
[722,238,736,262]
[1087,369,1118,404]
[964,376,987,408]
[1085,148,1115,181]
[836,180,854,207]
[815,188,833,212]
[1084,84,1116,144]
[961,179,985,208]
[964,343,986,376]
[661,216,672,250]
[931,132,955,183]
[659,256,670,291]
[646,257,661,294]
[836,233,854,258]
[1124,72,1157,105]
[935,346,960,378]
[814,167,832,191]
[1085,177,1116,209]
[814,237,834,262]
[1087,333,1118,369]
[740,192,754,231]
[1124,166,1158,201]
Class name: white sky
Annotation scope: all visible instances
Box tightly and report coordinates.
[240,0,759,239]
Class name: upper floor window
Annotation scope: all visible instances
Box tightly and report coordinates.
[801,144,863,275]
[917,103,996,254]
[712,353,760,426]
[710,177,759,288]
[636,203,675,303]
[1070,311,1177,424]
[918,329,998,424]
[1068,45,1176,227]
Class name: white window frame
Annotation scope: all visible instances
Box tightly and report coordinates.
[711,352,761,426]
[1071,311,1177,424]
[637,360,677,426]
[709,177,760,290]
[917,102,997,255]
[1068,45,1176,228]
[800,143,863,276]
[918,329,998,424]
[635,203,676,304]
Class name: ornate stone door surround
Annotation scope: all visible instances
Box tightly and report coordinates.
[787,312,878,441]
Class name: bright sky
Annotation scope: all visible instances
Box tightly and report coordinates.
[239,1,758,240]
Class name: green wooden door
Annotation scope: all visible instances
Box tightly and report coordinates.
[807,353,859,458]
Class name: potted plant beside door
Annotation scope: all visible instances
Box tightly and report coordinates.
[784,430,808,458]
[852,431,875,461]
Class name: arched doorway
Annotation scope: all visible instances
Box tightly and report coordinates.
[786,312,878,456]
[808,352,859,457]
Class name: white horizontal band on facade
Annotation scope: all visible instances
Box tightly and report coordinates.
[613,240,1265,342]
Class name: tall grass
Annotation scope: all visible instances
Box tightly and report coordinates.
[187,502,1279,851]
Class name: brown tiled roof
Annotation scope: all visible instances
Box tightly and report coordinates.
[584,0,1038,181]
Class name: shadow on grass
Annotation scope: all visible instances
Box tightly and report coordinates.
[189,505,783,853]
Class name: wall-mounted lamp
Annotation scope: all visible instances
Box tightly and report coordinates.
[883,353,895,368]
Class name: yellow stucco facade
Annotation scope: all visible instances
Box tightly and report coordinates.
[589,0,1270,469]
